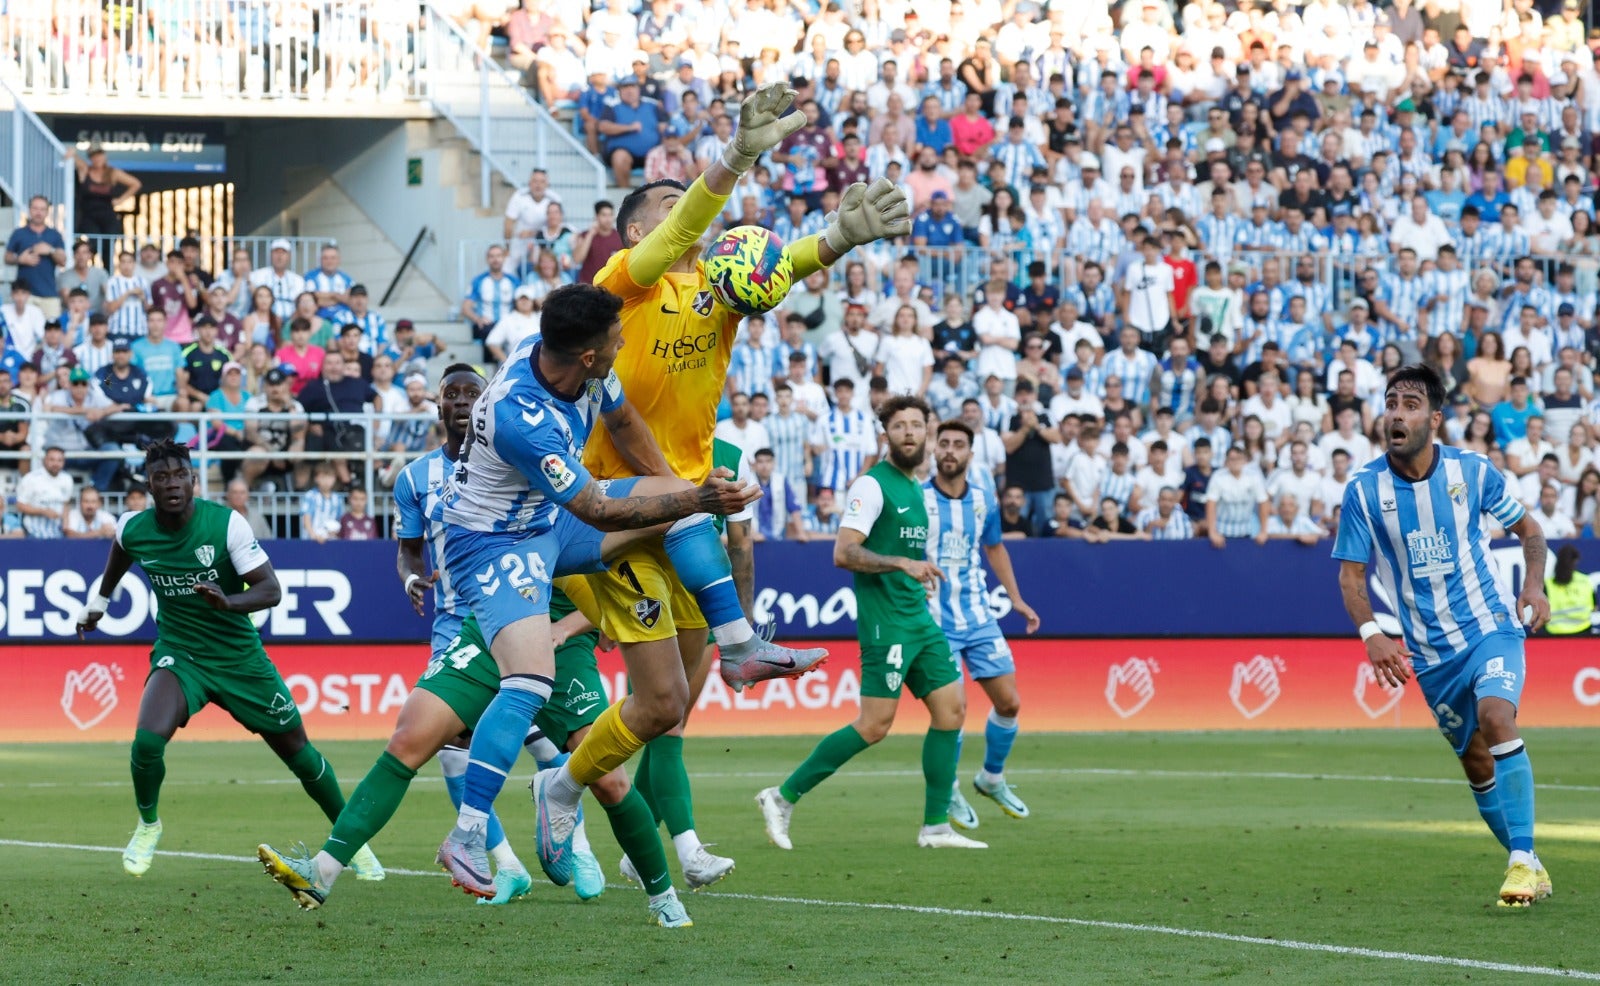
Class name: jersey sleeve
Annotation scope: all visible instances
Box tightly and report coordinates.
[1479,456,1527,529]
[1331,479,1374,562]
[839,473,885,537]
[492,403,594,507]
[598,368,625,414]
[226,510,271,573]
[604,176,731,290]
[392,462,426,539]
[980,486,1003,547]
[113,509,138,547]
[726,451,756,524]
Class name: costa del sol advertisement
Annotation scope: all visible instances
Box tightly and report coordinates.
[13,638,1600,743]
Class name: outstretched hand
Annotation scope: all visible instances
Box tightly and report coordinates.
[723,82,806,174]
[824,179,913,255]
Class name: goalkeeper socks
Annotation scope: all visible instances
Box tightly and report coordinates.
[523,728,562,764]
[1490,739,1535,854]
[567,699,646,785]
[439,744,508,853]
[662,514,750,643]
[1470,778,1512,850]
[282,741,348,824]
[458,674,552,828]
[643,734,696,836]
[600,787,674,896]
[323,751,416,869]
[922,728,961,826]
[983,710,1019,778]
[130,728,168,824]
[779,725,871,803]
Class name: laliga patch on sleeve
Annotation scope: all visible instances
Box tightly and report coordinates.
[541,453,577,493]
[602,368,623,400]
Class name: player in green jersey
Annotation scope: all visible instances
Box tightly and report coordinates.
[621,436,753,890]
[76,440,384,879]
[257,579,688,926]
[756,396,986,851]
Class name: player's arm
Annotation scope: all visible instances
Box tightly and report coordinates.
[393,467,434,616]
[563,472,758,532]
[601,398,674,478]
[833,473,943,583]
[194,512,281,613]
[1338,558,1411,687]
[982,541,1040,633]
[727,513,755,617]
[1508,512,1551,631]
[75,534,137,638]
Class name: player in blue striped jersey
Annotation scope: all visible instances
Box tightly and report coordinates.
[1332,364,1553,908]
[924,418,1040,825]
[394,364,533,903]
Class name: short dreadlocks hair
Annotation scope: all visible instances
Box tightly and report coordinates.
[143,437,191,470]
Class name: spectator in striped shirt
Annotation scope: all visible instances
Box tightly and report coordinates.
[801,486,842,539]
[1205,444,1271,547]
[727,316,777,403]
[248,239,306,321]
[765,383,812,488]
[1137,486,1194,540]
[304,245,354,324]
[1264,492,1325,544]
[462,244,518,342]
[300,463,344,543]
[810,377,878,494]
[103,250,149,343]
[73,314,114,378]
[748,448,805,542]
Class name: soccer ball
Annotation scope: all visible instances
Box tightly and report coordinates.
[705,225,794,316]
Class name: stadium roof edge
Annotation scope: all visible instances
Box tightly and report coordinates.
[22,97,437,121]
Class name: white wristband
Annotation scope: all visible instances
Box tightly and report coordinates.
[1358,620,1383,642]
[89,592,111,613]
[404,573,422,594]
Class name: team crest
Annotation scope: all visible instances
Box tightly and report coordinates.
[692,290,714,316]
[885,671,903,691]
[518,584,541,603]
[1447,481,1467,505]
[634,597,663,629]
[194,544,215,566]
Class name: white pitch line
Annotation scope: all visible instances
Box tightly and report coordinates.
[2,838,1595,981]
[4,766,1600,793]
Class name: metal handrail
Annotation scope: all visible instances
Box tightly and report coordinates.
[0,77,73,235]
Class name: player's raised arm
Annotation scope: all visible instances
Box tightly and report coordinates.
[622,83,806,288]
[563,470,760,532]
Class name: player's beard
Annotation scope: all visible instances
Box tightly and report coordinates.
[889,441,927,471]
[936,455,968,482]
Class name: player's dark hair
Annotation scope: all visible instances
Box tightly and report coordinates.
[617,179,688,247]
[438,362,485,385]
[936,418,974,443]
[878,394,932,427]
[143,438,190,470]
[1385,363,1447,411]
[540,283,624,357]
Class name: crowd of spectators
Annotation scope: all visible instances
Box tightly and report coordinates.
[0,194,447,538]
[452,0,1600,545]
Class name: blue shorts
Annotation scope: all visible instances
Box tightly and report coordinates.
[1415,630,1526,757]
[442,479,638,647]
[946,622,1015,680]
[430,610,466,660]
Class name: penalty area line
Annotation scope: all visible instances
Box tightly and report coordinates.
[2,839,1595,981]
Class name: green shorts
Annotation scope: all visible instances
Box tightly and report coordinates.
[415,613,606,752]
[148,641,301,735]
[858,625,959,700]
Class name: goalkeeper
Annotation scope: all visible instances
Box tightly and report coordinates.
[528,82,913,889]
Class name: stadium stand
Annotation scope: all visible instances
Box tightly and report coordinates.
[2,0,1600,545]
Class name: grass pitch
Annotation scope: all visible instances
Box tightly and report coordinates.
[2,730,1598,984]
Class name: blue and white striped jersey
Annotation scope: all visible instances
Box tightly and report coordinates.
[764,410,811,485]
[435,336,623,534]
[1332,445,1527,667]
[1156,355,1201,417]
[466,270,519,326]
[1100,467,1136,513]
[1136,505,1194,540]
[922,476,1003,634]
[771,339,819,382]
[394,447,463,628]
[813,405,877,492]
[105,273,149,341]
[727,340,776,401]
[1424,268,1472,338]
[1102,346,1158,406]
[303,267,354,322]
